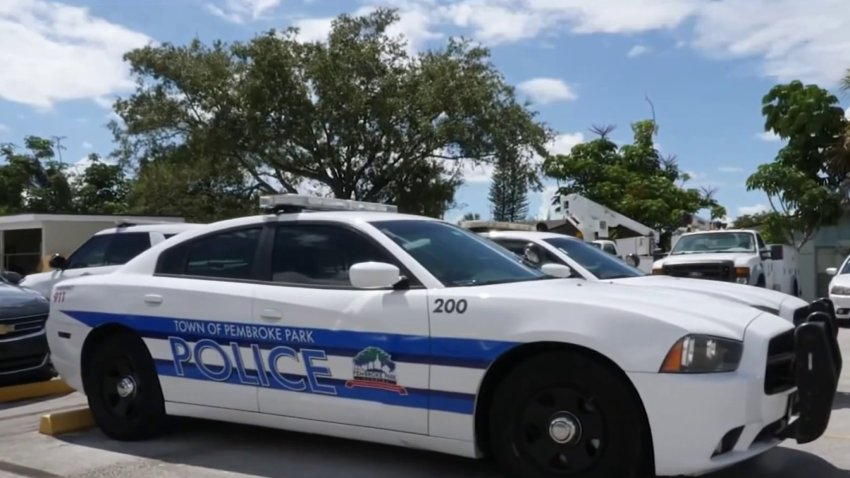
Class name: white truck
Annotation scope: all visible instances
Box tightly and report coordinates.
[652,229,801,296]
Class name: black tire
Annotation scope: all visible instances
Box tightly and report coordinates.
[82,330,168,441]
[488,350,650,478]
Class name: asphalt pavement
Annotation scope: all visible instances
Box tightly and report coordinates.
[1,334,850,478]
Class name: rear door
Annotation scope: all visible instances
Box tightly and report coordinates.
[138,224,266,412]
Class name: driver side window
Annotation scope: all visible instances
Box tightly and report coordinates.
[270,224,417,288]
[67,234,114,269]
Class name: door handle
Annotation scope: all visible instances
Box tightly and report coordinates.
[259,308,283,320]
[144,294,163,305]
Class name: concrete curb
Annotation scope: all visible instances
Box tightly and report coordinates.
[38,408,95,436]
[0,378,74,403]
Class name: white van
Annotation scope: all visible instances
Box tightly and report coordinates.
[19,222,203,299]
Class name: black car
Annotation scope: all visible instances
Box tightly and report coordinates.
[0,270,54,385]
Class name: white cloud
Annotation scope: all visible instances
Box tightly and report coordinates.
[294,5,441,54]
[548,132,584,155]
[755,131,781,142]
[0,0,152,110]
[206,0,281,24]
[536,184,560,219]
[690,0,850,85]
[718,165,743,173]
[363,0,850,86]
[0,124,8,135]
[627,44,650,58]
[81,141,93,149]
[517,78,577,104]
[738,204,768,216]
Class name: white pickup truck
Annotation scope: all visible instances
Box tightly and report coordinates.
[652,229,800,296]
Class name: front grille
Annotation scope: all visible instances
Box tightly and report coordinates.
[0,313,48,340]
[0,353,46,374]
[662,260,736,281]
[765,329,796,394]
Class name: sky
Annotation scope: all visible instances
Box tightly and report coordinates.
[2,0,850,225]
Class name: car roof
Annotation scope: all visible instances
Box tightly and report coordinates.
[679,229,754,236]
[94,223,206,235]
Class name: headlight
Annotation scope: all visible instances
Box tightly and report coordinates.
[831,285,850,295]
[659,335,743,373]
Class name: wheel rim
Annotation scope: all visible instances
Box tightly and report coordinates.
[513,386,606,475]
[100,356,140,418]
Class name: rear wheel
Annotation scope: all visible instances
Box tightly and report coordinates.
[487,350,650,478]
[82,330,168,440]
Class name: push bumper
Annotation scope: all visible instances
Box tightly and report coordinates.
[778,304,841,444]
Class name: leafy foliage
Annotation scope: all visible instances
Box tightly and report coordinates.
[0,136,75,214]
[730,212,786,244]
[745,81,847,248]
[110,8,551,218]
[542,120,724,246]
[489,158,529,222]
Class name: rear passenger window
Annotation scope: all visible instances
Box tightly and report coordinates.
[157,227,261,280]
[104,232,151,265]
[271,224,397,287]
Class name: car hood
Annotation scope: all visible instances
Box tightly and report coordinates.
[606,275,806,320]
[0,282,49,316]
[656,253,753,266]
[477,278,766,339]
[829,274,850,289]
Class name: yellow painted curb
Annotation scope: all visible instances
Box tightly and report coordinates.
[0,378,74,403]
[38,407,95,436]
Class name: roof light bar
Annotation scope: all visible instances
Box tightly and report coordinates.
[259,194,398,214]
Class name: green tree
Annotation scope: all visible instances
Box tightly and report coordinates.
[0,136,75,214]
[126,148,258,223]
[745,81,847,248]
[110,8,551,218]
[542,121,724,247]
[489,158,529,221]
[72,154,133,214]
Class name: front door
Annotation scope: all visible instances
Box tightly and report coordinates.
[254,222,430,434]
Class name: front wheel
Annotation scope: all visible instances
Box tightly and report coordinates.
[82,330,168,441]
[488,350,650,478]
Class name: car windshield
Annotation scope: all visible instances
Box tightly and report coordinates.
[670,232,756,254]
[542,237,646,280]
[371,219,551,287]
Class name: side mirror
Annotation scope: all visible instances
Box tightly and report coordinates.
[626,253,640,267]
[349,262,402,289]
[760,250,772,260]
[1,270,22,285]
[826,267,838,276]
[541,263,572,278]
[48,254,68,270]
[769,245,784,261]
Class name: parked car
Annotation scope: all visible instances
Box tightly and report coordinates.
[477,229,816,326]
[45,194,839,478]
[826,256,850,326]
[18,222,203,299]
[0,270,53,385]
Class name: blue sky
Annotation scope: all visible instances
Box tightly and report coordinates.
[2,0,849,224]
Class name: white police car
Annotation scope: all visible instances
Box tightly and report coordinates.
[45,195,840,478]
[477,230,816,326]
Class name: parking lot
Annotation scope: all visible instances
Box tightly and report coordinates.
[0,337,847,478]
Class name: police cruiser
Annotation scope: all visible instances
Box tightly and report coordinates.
[45,195,841,478]
[474,229,815,326]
